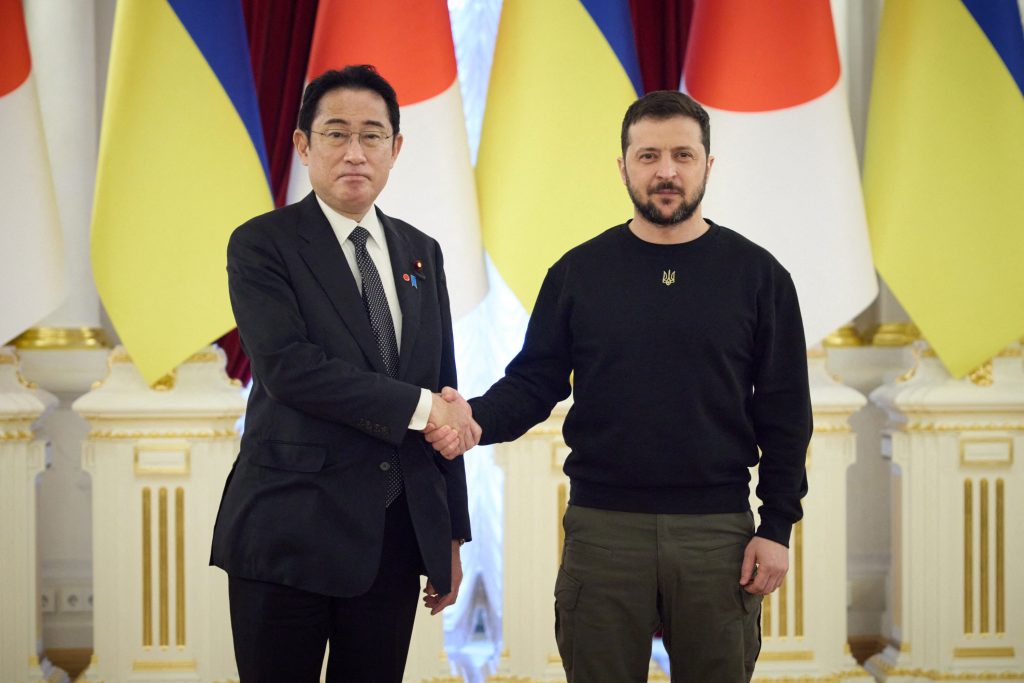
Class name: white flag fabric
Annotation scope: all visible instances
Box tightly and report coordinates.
[682,0,876,346]
[0,0,65,344]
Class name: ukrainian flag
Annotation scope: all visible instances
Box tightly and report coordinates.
[91,0,272,383]
[863,0,1024,377]
[476,0,641,310]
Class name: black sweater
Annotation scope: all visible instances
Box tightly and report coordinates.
[470,220,811,546]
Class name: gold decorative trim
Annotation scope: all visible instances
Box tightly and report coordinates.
[12,327,110,350]
[964,480,973,635]
[757,650,814,661]
[134,442,191,476]
[870,323,920,347]
[151,371,176,391]
[812,423,853,433]
[960,437,1014,467]
[89,428,237,440]
[953,647,1015,658]
[0,430,33,441]
[778,564,788,637]
[175,487,185,647]
[763,587,772,638]
[0,354,17,365]
[822,324,864,348]
[142,488,152,647]
[980,479,989,634]
[968,361,995,387]
[868,657,1024,679]
[794,521,804,638]
[132,659,197,671]
[996,478,1004,634]
[906,422,1024,433]
[159,488,169,647]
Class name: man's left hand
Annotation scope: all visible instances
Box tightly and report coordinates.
[423,539,463,615]
[739,536,789,595]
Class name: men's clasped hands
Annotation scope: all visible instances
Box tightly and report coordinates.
[423,386,480,459]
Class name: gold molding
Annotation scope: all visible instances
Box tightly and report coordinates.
[906,423,1024,433]
[142,488,152,647]
[132,659,197,671]
[964,480,973,635]
[757,650,814,661]
[763,587,772,638]
[968,361,995,387]
[870,323,920,347]
[0,354,17,365]
[0,430,33,441]
[89,428,237,440]
[822,324,864,348]
[159,488,169,647]
[134,442,191,477]
[996,479,1005,634]
[778,564,788,637]
[869,657,1024,679]
[980,479,989,634]
[794,521,804,638]
[11,327,110,350]
[813,423,853,433]
[960,437,1014,468]
[953,647,1016,658]
[175,487,185,647]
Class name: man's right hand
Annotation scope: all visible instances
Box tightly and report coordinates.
[423,387,481,459]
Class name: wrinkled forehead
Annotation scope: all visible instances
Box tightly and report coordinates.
[627,115,705,151]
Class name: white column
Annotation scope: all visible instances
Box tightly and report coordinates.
[752,351,872,681]
[73,347,245,683]
[867,342,1024,682]
[0,347,67,683]
[488,399,668,682]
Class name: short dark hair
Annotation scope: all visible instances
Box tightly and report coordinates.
[620,91,710,157]
[297,65,400,139]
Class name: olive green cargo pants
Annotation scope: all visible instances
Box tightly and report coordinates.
[554,505,762,682]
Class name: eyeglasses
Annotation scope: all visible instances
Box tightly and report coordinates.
[311,129,393,149]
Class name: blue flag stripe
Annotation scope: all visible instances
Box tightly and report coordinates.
[580,0,643,94]
[167,0,271,180]
[960,0,1024,96]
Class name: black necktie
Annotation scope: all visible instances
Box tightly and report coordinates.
[349,226,403,505]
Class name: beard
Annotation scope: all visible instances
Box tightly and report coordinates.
[626,173,707,226]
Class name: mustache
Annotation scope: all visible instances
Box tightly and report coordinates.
[650,181,682,193]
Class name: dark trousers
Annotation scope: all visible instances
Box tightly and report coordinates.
[555,505,762,683]
[228,494,423,683]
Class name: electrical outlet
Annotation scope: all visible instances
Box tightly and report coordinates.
[40,587,56,614]
[59,586,93,613]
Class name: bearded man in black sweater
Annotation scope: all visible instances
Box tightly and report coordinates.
[428,91,811,683]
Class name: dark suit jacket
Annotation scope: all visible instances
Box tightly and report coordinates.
[210,192,470,597]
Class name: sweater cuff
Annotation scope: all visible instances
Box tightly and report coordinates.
[755,516,792,548]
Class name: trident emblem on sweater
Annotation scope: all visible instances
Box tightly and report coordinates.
[662,270,676,286]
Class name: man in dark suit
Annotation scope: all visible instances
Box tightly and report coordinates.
[210,65,474,683]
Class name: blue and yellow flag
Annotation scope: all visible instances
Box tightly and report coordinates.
[476,0,641,310]
[863,0,1024,377]
[91,0,272,383]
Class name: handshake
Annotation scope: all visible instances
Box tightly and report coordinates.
[422,386,481,459]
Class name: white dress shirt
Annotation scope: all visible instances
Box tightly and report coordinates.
[316,196,433,430]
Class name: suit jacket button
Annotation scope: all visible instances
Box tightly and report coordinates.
[379,462,391,471]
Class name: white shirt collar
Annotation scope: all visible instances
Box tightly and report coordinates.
[314,195,386,249]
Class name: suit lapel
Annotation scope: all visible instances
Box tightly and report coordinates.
[295,193,388,375]
[379,209,421,380]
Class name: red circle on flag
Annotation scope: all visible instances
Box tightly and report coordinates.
[683,0,840,112]
[0,0,32,97]
[307,0,457,106]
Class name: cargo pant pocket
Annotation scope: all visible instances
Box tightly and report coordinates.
[554,566,583,676]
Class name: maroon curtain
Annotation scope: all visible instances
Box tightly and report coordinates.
[629,0,694,93]
[218,0,319,384]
